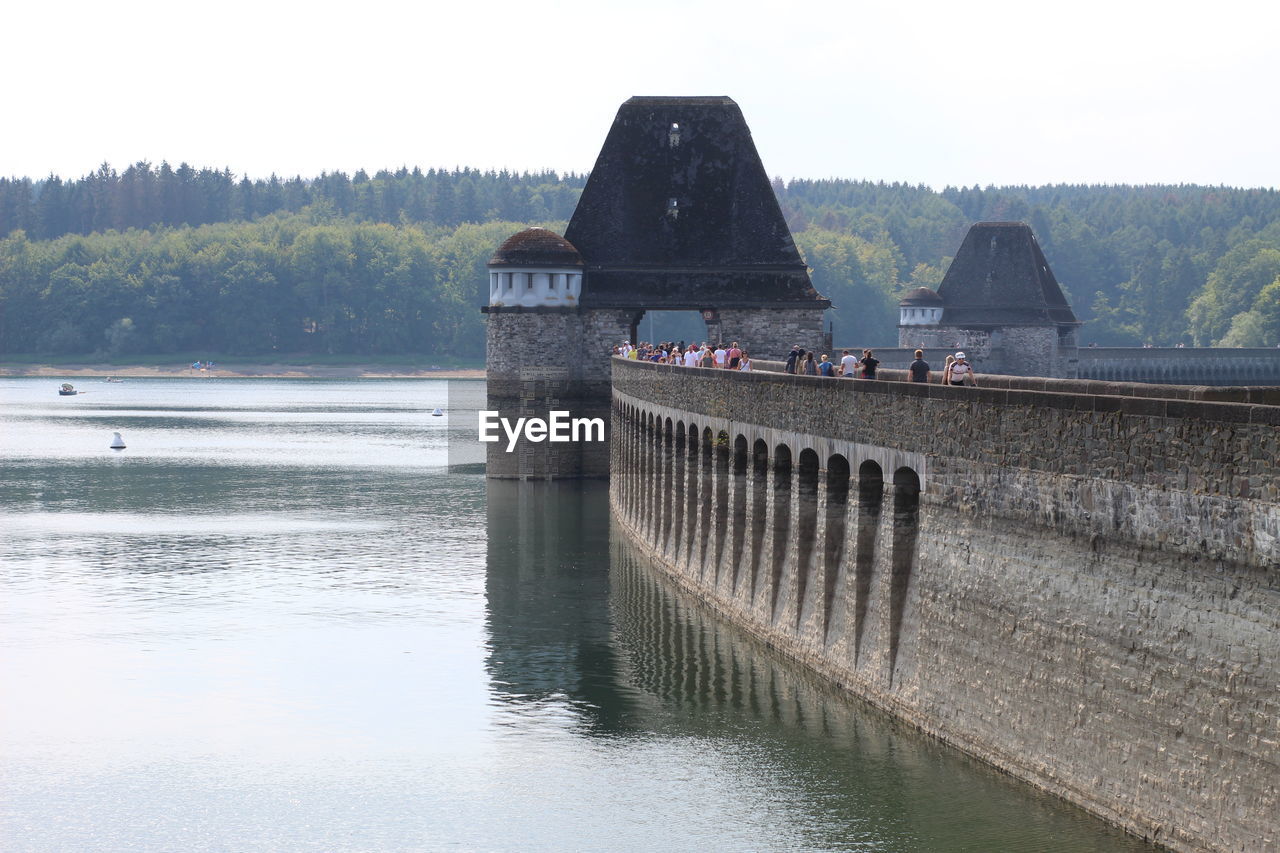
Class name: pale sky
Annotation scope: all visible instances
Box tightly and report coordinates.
[6,0,1277,189]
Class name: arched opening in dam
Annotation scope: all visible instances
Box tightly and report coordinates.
[729,434,749,591]
[698,426,715,579]
[660,417,674,553]
[823,453,851,642]
[854,459,884,667]
[712,430,731,582]
[770,443,793,617]
[888,465,922,684]
[683,422,700,572]
[750,438,769,598]
[796,448,821,630]
[671,422,687,562]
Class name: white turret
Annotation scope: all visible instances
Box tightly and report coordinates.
[898,286,944,327]
[487,227,584,308]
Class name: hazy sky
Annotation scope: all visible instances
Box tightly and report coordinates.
[7,0,1276,189]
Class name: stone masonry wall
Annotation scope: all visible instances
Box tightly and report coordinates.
[611,358,1279,853]
[716,307,826,362]
[898,324,1077,378]
[484,308,631,478]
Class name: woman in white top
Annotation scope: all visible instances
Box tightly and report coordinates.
[739,352,751,371]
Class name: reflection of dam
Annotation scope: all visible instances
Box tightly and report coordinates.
[607,530,1153,851]
[481,478,1152,850]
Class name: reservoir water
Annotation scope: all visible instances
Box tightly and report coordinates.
[0,377,1154,852]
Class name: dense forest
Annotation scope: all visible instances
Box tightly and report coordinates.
[1,162,1279,360]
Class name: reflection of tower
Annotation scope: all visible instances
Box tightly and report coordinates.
[482,479,636,731]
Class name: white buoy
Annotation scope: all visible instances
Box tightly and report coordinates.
[110,432,126,450]
[431,408,444,417]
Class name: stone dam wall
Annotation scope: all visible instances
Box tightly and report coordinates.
[609,358,1278,853]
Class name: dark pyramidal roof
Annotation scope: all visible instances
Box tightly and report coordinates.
[565,96,827,309]
[936,222,1079,326]
[489,227,584,267]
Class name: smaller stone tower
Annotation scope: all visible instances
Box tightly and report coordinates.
[483,228,623,480]
[897,222,1080,378]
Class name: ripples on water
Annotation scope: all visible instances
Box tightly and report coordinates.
[0,378,1153,852]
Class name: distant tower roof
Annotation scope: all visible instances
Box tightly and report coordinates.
[489,228,584,268]
[564,96,828,309]
[899,286,943,306]
[937,222,1079,326]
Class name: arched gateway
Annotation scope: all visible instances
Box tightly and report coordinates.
[484,96,830,479]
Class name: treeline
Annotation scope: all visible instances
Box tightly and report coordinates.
[0,213,529,359]
[0,162,584,240]
[2,166,1280,358]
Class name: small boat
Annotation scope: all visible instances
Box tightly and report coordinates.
[431,408,444,417]
[58,383,78,396]
[105,377,124,383]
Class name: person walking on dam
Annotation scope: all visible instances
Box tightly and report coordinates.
[784,345,801,374]
[727,341,742,370]
[948,352,976,386]
[859,349,880,379]
[908,349,930,383]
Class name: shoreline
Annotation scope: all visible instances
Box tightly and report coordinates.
[0,363,485,379]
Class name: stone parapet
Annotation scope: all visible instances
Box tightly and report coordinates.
[1077,347,1280,386]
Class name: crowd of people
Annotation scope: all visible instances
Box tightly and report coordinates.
[615,341,753,371]
[614,341,978,386]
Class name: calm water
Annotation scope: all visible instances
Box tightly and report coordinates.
[0,377,1153,852]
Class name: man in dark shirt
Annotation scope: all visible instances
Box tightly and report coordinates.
[908,349,930,383]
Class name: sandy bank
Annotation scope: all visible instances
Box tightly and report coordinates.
[0,363,484,379]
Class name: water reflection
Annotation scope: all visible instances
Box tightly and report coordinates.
[484,480,638,732]
[484,480,1153,852]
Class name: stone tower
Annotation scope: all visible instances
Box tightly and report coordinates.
[898,221,1081,378]
[483,96,830,479]
[483,228,623,480]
